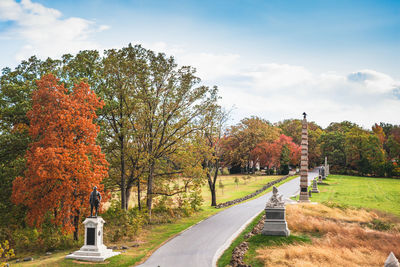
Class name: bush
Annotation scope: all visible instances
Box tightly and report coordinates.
[0,240,14,266]
[102,200,147,242]
[279,164,289,175]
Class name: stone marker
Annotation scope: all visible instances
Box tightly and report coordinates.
[385,252,399,267]
[321,166,326,180]
[66,217,120,261]
[318,174,322,183]
[325,157,330,176]
[311,179,319,193]
[262,186,290,237]
[299,112,310,202]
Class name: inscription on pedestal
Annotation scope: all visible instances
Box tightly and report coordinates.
[266,210,285,220]
[87,227,95,245]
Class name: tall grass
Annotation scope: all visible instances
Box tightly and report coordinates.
[256,204,400,267]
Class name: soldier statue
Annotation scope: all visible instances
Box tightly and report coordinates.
[89,186,102,217]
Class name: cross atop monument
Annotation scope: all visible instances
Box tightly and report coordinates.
[302,112,307,119]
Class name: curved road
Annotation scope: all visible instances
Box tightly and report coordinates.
[139,169,318,267]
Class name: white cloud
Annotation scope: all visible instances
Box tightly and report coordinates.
[132,41,400,128]
[0,0,109,61]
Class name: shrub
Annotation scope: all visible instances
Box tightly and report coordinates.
[0,240,14,266]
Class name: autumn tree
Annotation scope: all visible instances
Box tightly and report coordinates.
[199,106,229,206]
[276,119,323,168]
[251,134,300,174]
[223,117,280,173]
[12,74,108,240]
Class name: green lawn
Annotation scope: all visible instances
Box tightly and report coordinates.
[12,174,295,267]
[309,175,400,217]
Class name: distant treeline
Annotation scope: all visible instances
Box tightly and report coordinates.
[221,118,400,178]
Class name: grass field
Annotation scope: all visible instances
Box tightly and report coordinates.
[309,175,400,217]
[12,174,293,267]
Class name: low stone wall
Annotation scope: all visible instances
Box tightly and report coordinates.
[215,175,292,209]
[230,214,265,267]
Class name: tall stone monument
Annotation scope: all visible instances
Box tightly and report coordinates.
[262,186,290,237]
[299,112,310,202]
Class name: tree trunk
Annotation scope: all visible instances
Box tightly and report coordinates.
[146,162,154,216]
[120,136,126,210]
[137,178,142,211]
[208,173,217,206]
[73,209,80,241]
[125,184,132,210]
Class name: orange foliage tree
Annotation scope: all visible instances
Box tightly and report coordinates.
[251,134,300,170]
[12,74,108,240]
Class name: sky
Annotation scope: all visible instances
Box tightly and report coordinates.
[0,0,399,128]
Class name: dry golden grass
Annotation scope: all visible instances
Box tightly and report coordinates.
[256,204,400,267]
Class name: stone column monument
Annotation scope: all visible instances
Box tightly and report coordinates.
[325,157,329,176]
[299,112,310,202]
[262,186,290,237]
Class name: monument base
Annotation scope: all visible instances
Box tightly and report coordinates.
[66,245,120,262]
[65,217,120,262]
[298,192,310,202]
[262,221,290,237]
[262,207,290,237]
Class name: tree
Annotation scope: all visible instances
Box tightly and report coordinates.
[199,106,229,206]
[277,119,322,167]
[12,74,108,240]
[344,128,385,176]
[223,117,280,173]
[251,134,300,172]
[319,131,346,173]
[0,57,63,226]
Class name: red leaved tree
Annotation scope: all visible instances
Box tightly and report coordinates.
[12,74,108,240]
[252,134,301,169]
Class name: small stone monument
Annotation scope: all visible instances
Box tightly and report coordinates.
[311,179,319,193]
[385,252,399,267]
[262,186,290,237]
[318,174,323,183]
[321,166,326,180]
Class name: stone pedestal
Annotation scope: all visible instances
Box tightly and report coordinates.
[262,207,290,237]
[311,179,319,193]
[66,217,120,262]
[262,186,290,237]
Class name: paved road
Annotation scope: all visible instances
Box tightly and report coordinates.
[139,169,318,267]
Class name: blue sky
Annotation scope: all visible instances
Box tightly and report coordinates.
[0,0,399,127]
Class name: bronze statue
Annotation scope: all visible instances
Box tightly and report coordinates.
[89,186,102,217]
